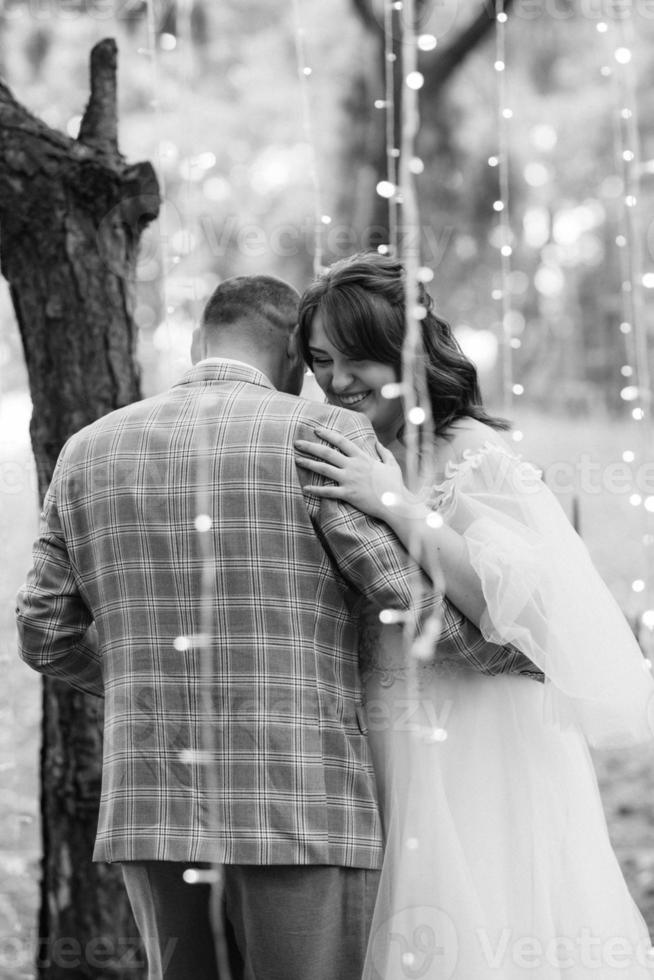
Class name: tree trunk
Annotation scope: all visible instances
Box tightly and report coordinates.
[0,38,160,979]
[349,0,514,247]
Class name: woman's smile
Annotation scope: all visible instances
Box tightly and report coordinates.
[308,313,403,443]
[334,390,372,408]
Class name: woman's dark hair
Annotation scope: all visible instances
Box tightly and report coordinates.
[298,251,510,438]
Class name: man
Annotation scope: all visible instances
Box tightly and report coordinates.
[17,275,532,980]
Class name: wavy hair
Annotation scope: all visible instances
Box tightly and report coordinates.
[298,251,510,438]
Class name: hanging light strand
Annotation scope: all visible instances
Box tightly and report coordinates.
[395,0,444,701]
[176,0,205,327]
[398,0,430,494]
[608,67,639,405]
[384,0,399,254]
[494,0,515,421]
[142,1,178,386]
[601,16,654,642]
[291,0,326,275]
[157,11,233,976]
[615,18,651,427]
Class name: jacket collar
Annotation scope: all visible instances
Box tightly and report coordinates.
[173,358,275,391]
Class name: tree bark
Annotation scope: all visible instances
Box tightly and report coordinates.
[0,38,159,979]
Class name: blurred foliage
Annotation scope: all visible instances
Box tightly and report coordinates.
[0,0,654,408]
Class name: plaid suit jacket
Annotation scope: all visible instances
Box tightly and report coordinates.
[17,360,533,868]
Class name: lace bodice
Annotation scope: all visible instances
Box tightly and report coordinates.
[421,439,542,515]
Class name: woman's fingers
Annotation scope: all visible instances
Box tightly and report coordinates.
[301,483,345,499]
[294,439,347,467]
[295,456,342,480]
[375,440,395,463]
[312,426,362,457]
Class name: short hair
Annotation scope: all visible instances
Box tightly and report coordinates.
[202,275,299,336]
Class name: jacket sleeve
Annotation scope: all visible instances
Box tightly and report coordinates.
[304,414,540,678]
[303,414,437,630]
[434,611,543,678]
[16,455,103,698]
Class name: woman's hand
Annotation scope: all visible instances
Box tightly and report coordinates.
[295,426,418,521]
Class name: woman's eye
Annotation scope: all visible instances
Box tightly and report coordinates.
[312,359,332,367]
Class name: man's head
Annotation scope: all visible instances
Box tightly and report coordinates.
[192,275,304,395]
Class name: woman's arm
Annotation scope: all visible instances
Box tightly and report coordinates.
[380,498,486,628]
[295,427,486,628]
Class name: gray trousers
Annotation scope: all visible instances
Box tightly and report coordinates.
[120,861,381,980]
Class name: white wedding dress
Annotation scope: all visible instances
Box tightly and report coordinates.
[361,440,654,979]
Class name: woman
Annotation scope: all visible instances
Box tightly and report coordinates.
[294,252,654,978]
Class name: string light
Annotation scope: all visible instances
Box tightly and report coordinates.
[376,180,396,199]
[418,34,437,52]
[194,513,212,532]
[382,0,399,253]
[407,406,426,425]
[381,382,406,399]
[493,0,517,427]
[178,749,214,765]
[398,0,434,495]
[176,6,228,946]
[406,71,424,90]
[145,12,235,970]
[600,13,654,634]
[379,609,407,624]
[423,727,448,743]
[183,868,220,884]
[177,0,207,333]
[292,0,326,274]
[397,0,445,709]
[142,1,177,386]
[160,33,177,52]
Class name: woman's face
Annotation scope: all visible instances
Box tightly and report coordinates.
[307,312,404,444]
